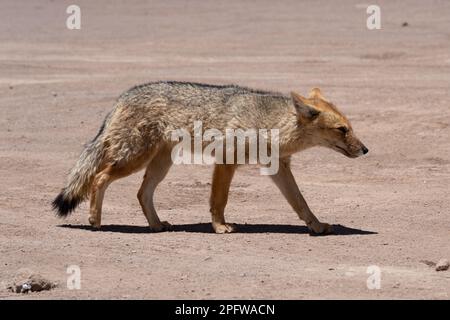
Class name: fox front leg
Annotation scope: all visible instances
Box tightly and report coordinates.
[270,158,333,235]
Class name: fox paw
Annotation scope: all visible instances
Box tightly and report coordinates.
[308,222,334,235]
[88,216,101,229]
[149,221,172,232]
[213,223,235,234]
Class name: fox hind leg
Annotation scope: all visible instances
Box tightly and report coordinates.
[89,166,115,228]
[137,147,173,232]
[209,164,237,234]
[89,149,157,229]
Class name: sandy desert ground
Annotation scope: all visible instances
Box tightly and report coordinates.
[0,0,449,299]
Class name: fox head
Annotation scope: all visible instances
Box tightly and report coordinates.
[291,88,368,158]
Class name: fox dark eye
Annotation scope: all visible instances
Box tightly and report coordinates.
[337,126,348,134]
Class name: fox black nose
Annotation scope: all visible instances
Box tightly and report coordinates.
[362,146,369,154]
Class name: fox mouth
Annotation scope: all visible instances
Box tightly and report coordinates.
[334,145,358,158]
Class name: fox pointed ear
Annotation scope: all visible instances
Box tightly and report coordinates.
[309,88,325,100]
[291,91,321,120]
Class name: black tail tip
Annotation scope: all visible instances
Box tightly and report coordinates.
[52,191,80,217]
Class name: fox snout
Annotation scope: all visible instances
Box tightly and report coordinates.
[353,136,369,157]
[353,143,369,157]
[329,129,368,158]
[362,145,369,155]
[335,144,368,158]
[340,137,368,158]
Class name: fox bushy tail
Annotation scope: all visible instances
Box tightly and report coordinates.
[52,128,106,217]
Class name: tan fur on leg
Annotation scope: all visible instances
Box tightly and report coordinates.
[137,146,173,232]
[88,150,157,229]
[270,158,333,234]
[209,164,237,233]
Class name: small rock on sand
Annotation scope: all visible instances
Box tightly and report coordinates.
[435,259,449,272]
[420,260,436,267]
[9,272,57,293]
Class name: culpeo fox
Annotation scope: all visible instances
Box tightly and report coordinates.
[52,81,368,234]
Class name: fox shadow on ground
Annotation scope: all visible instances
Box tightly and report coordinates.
[59,223,376,236]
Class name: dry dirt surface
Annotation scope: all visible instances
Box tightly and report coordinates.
[1,0,449,299]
